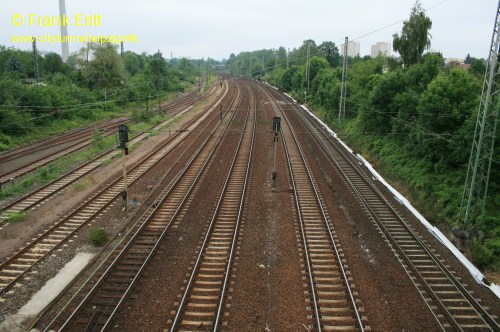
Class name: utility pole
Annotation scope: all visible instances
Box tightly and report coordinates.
[275,51,278,69]
[262,55,265,76]
[207,58,210,82]
[272,117,281,188]
[32,37,40,83]
[104,88,107,111]
[339,37,348,128]
[120,42,124,57]
[287,48,290,68]
[157,50,161,112]
[459,2,500,229]
[305,42,311,103]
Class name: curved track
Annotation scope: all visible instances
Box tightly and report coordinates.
[0,83,229,298]
[0,88,215,225]
[0,88,205,187]
[53,80,245,331]
[264,83,499,331]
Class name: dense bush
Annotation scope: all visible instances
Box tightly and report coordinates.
[89,228,108,247]
[0,44,206,151]
[228,38,499,271]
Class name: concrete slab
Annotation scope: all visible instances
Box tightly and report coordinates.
[0,252,94,332]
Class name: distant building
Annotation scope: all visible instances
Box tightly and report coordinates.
[445,57,465,65]
[341,41,360,57]
[371,42,391,57]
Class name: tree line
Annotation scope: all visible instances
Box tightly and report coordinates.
[226,2,499,271]
[0,43,209,150]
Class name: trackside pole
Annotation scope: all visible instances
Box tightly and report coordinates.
[118,125,129,211]
[272,116,281,187]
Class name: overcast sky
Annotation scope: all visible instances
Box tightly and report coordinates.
[0,0,497,61]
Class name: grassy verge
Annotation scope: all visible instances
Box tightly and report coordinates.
[5,211,27,223]
[0,103,177,203]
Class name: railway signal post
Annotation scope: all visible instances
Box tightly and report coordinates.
[272,116,281,187]
[118,124,129,211]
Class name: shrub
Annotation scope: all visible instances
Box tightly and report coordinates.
[6,212,27,223]
[89,227,108,247]
[470,238,494,269]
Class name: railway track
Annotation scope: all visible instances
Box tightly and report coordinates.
[0,88,216,225]
[0,83,230,299]
[265,84,500,331]
[0,87,205,187]
[51,80,246,331]
[261,84,368,331]
[167,82,255,331]
[0,119,131,186]
[0,118,128,165]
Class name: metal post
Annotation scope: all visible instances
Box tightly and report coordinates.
[339,37,348,128]
[104,88,107,111]
[273,133,278,187]
[305,42,311,103]
[287,48,290,68]
[122,150,128,211]
[157,52,161,112]
[118,125,129,211]
[460,2,500,228]
[272,117,281,188]
[262,55,265,76]
[32,38,40,83]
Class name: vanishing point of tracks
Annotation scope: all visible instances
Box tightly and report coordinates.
[2,79,498,332]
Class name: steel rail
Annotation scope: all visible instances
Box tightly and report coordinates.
[260,84,366,332]
[0,89,214,217]
[0,83,230,296]
[169,80,254,331]
[58,80,243,332]
[276,87,500,331]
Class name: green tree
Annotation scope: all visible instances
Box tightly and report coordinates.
[44,52,66,75]
[4,56,24,74]
[416,68,480,164]
[80,43,125,88]
[319,41,340,67]
[393,0,432,67]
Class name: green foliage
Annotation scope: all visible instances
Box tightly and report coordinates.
[0,43,206,151]
[393,0,432,67]
[5,56,24,74]
[470,238,493,269]
[79,43,125,88]
[250,35,497,270]
[89,227,108,247]
[91,128,105,148]
[6,212,27,223]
